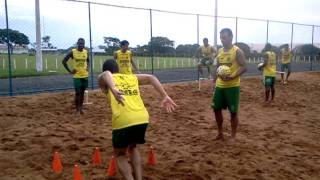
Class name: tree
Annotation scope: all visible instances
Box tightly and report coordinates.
[148,36,175,56]
[298,44,320,55]
[42,35,50,43]
[176,44,199,57]
[0,28,30,47]
[0,29,29,53]
[261,43,280,55]
[0,28,29,45]
[41,35,56,49]
[278,44,288,50]
[234,42,251,58]
[103,37,120,54]
[134,45,149,56]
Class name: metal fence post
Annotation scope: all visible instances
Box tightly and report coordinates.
[5,0,13,96]
[214,0,218,48]
[266,20,269,43]
[311,25,314,46]
[88,2,94,89]
[197,14,200,81]
[290,23,294,50]
[149,9,154,74]
[235,17,238,43]
[310,56,313,71]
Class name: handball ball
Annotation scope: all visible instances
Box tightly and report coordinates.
[257,62,264,70]
[217,65,231,77]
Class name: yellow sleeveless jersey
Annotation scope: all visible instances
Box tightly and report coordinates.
[107,74,149,130]
[216,45,240,88]
[72,48,88,78]
[263,51,277,77]
[281,49,292,64]
[115,50,133,74]
[201,45,214,59]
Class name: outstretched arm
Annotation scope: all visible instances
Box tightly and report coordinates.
[258,53,269,71]
[137,74,177,112]
[98,71,125,106]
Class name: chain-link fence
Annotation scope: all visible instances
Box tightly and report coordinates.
[1,0,319,96]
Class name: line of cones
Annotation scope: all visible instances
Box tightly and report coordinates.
[52,146,156,178]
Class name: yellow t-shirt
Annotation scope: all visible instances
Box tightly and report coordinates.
[200,45,214,59]
[216,45,240,88]
[107,74,149,130]
[281,48,292,64]
[263,51,277,77]
[115,50,133,74]
[72,48,88,78]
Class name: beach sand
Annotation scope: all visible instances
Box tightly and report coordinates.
[0,72,319,180]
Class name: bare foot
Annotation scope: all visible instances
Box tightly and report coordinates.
[228,137,236,144]
[74,110,81,117]
[80,109,84,115]
[214,134,224,141]
[266,99,274,104]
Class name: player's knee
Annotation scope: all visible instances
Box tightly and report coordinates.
[128,144,137,152]
[114,148,127,157]
[230,112,238,119]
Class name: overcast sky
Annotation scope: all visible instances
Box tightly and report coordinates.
[1,0,320,49]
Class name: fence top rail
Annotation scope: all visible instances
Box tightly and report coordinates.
[61,0,320,27]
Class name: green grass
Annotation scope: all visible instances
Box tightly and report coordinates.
[0,54,196,78]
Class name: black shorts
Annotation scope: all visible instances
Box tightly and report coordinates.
[112,123,148,148]
[199,58,212,66]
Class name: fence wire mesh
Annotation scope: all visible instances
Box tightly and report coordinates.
[0,0,319,95]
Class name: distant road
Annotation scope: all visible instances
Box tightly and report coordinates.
[0,61,319,96]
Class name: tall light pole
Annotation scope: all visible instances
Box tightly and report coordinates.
[214,0,218,48]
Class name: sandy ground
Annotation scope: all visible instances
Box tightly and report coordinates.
[0,72,320,180]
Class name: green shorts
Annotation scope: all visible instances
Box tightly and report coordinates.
[263,76,275,87]
[199,58,212,66]
[112,123,148,149]
[73,78,88,90]
[211,86,240,113]
[281,63,291,72]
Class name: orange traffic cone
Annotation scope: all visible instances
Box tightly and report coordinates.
[107,156,117,177]
[92,147,102,166]
[52,151,63,173]
[73,164,83,180]
[147,146,157,165]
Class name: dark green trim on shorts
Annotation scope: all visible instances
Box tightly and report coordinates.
[211,86,240,113]
[73,78,88,90]
[263,76,275,87]
[112,123,148,148]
